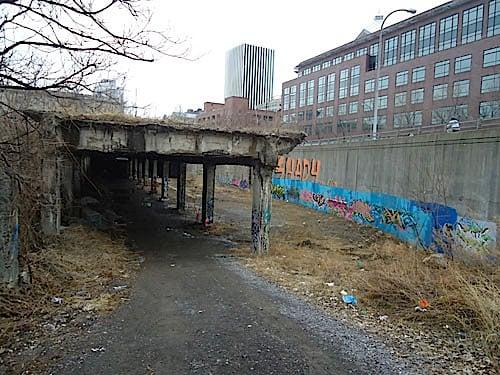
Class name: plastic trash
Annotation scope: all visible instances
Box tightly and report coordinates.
[342,294,357,305]
[51,296,63,304]
[418,299,430,309]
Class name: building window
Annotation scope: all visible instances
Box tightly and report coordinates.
[378,95,388,109]
[432,105,469,124]
[434,60,450,78]
[350,65,360,96]
[316,107,324,118]
[395,92,407,107]
[418,22,436,56]
[412,66,426,83]
[283,87,290,111]
[303,68,311,76]
[306,110,313,120]
[326,106,334,117]
[307,79,314,105]
[394,111,423,127]
[488,0,500,36]
[299,82,306,107]
[384,36,398,66]
[344,52,354,61]
[356,47,367,57]
[411,88,425,104]
[290,85,297,109]
[318,76,326,104]
[367,43,379,71]
[298,111,304,121]
[433,84,448,100]
[322,61,331,69]
[290,113,297,123]
[463,4,484,44]
[400,29,416,62]
[479,100,500,118]
[455,55,472,74]
[339,69,349,99]
[313,64,321,72]
[283,114,289,123]
[481,73,500,93]
[396,71,409,86]
[484,46,500,67]
[326,73,336,102]
[338,103,347,115]
[364,98,374,112]
[337,119,358,132]
[378,75,389,90]
[438,14,458,50]
[335,56,342,65]
[349,101,358,114]
[365,79,375,93]
[362,115,386,130]
[453,80,470,97]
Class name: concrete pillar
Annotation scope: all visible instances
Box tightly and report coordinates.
[176,163,187,210]
[160,160,170,201]
[144,159,150,187]
[133,158,139,181]
[73,157,82,199]
[0,169,19,285]
[41,154,61,235]
[128,159,133,180]
[60,156,74,218]
[138,159,144,185]
[151,159,158,194]
[251,164,273,255]
[202,164,216,225]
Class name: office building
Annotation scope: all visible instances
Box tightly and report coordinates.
[225,44,275,109]
[281,0,500,138]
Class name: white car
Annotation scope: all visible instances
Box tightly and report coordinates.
[446,118,460,133]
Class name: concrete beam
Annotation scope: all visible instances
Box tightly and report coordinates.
[138,159,144,185]
[176,163,187,210]
[150,159,158,194]
[202,164,216,225]
[144,159,150,187]
[251,164,273,255]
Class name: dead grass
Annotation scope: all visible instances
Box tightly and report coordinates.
[0,225,140,347]
[234,235,500,371]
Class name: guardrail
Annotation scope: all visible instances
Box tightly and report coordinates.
[301,119,500,146]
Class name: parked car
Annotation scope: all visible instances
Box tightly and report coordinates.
[446,118,460,133]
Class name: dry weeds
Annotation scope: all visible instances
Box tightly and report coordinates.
[0,225,140,348]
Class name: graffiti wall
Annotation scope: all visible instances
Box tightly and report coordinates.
[272,177,497,257]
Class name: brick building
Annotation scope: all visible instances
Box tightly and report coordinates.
[281,0,500,138]
[196,96,276,127]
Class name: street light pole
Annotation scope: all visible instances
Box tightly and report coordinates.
[372,8,417,140]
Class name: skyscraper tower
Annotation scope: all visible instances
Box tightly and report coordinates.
[224,44,275,109]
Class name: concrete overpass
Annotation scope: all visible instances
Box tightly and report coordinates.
[33,112,304,254]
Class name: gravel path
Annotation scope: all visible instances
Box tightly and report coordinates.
[54,186,419,375]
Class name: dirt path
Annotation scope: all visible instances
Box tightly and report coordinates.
[54,183,417,375]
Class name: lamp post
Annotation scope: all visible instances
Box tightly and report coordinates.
[372,8,417,140]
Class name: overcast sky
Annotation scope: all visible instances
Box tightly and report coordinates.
[121,0,446,117]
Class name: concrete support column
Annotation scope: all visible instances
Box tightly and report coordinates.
[251,164,273,255]
[73,157,82,199]
[128,159,133,180]
[138,159,144,185]
[60,156,74,218]
[176,163,187,210]
[144,159,150,187]
[41,154,61,235]
[160,160,170,201]
[202,164,216,225]
[133,159,139,181]
[151,159,158,194]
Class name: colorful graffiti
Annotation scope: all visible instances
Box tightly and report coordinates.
[271,184,286,200]
[455,217,496,254]
[217,175,249,190]
[272,177,497,254]
[275,156,321,181]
